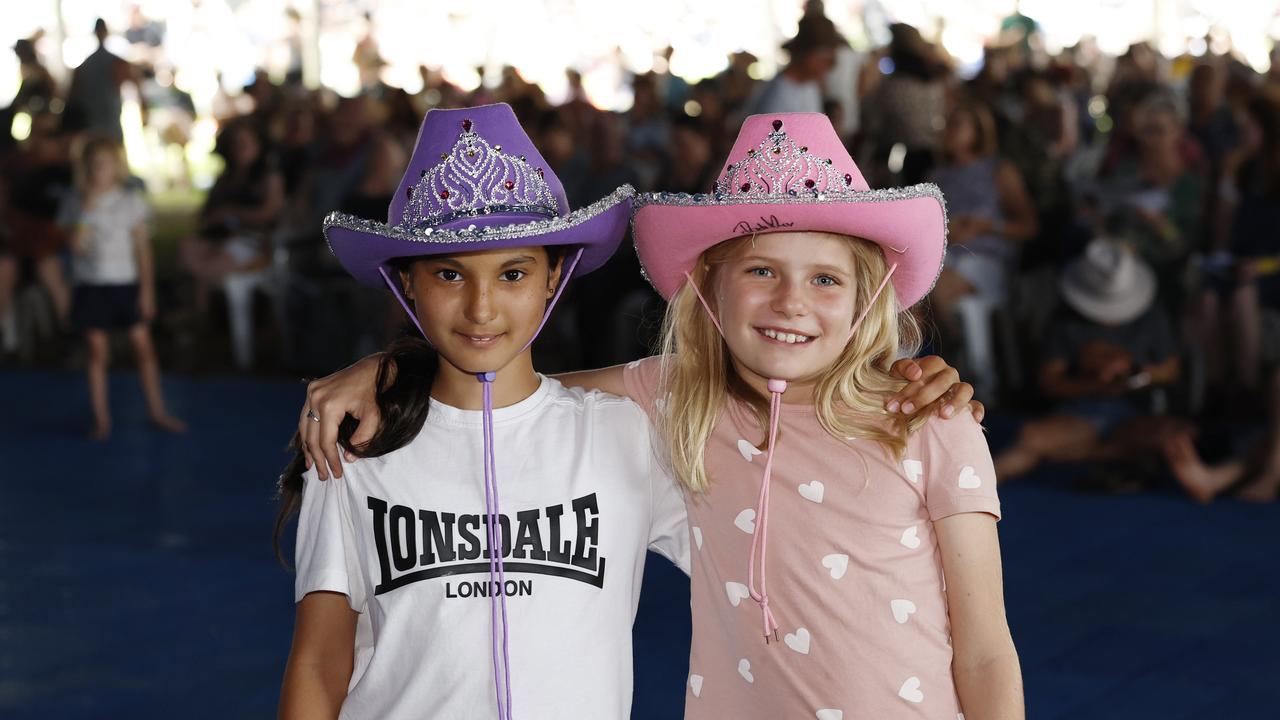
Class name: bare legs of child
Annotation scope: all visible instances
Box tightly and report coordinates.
[85,324,187,440]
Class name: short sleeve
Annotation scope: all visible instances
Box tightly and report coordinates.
[916,414,1002,522]
[647,448,691,576]
[621,355,667,424]
[294,468,365,611]
[130,191,152,231]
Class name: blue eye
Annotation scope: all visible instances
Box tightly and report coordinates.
[814,275,839,287]
[749,267,774,278]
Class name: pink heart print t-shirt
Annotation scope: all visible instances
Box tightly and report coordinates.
[623,356,1002,719]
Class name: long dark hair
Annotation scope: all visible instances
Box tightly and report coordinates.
[272,335,439,565]
[272,246,565,565]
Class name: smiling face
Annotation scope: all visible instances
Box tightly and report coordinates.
[399,246,561,377]
[711,232,864,395]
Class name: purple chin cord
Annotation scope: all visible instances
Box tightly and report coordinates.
[682,261,897,641]
[380,248,583,719]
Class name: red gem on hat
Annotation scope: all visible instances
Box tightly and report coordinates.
[740,182,751,192]
[505,180,515,190]
[462,119,473,131]
[772,119,783,131]
[772,147,781,154]
[537,168,544,178]
[804,179,816,188]
[843,173,853,185]
[440,190,450,199]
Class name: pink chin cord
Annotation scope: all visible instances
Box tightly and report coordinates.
[682,261,896,641]
[381,248,583,719]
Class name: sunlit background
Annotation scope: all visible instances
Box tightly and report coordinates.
[2,0,1277,188]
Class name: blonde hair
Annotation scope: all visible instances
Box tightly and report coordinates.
[74,136,129,191]
[656,233,930,493]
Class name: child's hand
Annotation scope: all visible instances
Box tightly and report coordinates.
[887,356,984,422]
[300,354,386,480]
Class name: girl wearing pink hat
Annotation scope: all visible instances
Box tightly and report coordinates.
[619,113,1023,718]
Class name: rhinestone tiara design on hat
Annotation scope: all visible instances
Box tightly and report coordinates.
[631,112,949,309]
[402,119,559,230]
[323,103,632,290]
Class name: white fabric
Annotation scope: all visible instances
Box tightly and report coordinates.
[62,188,149,284]
[747,73,823,116]
[824,46,867,137]
[295,376,690,720]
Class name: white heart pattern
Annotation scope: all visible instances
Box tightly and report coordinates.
[821,553,849,580]
[689,674,704,698]
[734,508,756,534]
[738,438,763,462]
[725,581,750,607]
[903,459,923,484]
[783,627,811,654]
[738,658,754,683]
[890,598,917,624]
[900,525,922,550]
[898,676,924,703]
[692,526,703,550]
[798,480,825,503]
[958,465,982,489]
[816,711,844,720]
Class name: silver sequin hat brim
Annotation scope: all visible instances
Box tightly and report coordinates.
[630,183,949,308]
[323,184,635,288]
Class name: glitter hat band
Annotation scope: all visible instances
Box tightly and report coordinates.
[631,112,948,309]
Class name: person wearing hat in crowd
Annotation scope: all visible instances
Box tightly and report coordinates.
[274,103,689,719]
[745,9,844,116]
[993,238,1186,484]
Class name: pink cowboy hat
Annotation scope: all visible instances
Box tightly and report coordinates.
[632,113,947,307]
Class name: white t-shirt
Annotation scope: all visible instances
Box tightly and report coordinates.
[747,73,823,116]
[60,188,150,285]
[294,376,690,720]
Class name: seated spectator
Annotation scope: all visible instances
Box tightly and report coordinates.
[1101,92,1203,314]
[995,239,1187,481]
[929,101,1038,311]
[0,110,74,333]
[178,118,284,314]
[1193,91,1280,400]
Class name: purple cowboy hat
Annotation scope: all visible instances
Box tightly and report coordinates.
[323,103,633,296]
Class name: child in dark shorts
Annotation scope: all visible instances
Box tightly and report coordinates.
[61,137,185,439]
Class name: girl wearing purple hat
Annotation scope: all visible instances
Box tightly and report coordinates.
[287,108,992,720]
[275,104,687,720]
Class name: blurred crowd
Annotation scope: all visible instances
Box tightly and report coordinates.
[2,5,1279,501]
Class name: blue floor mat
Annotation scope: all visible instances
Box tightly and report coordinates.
[0,371,1275,718]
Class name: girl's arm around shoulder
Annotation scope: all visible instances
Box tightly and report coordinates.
[935,513,1024,720]
[279,590,357,720]
[553,364,630,398]
[555,355,666,405]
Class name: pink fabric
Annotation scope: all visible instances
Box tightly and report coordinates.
[623,356,1001,718]
[632,113,945,307]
